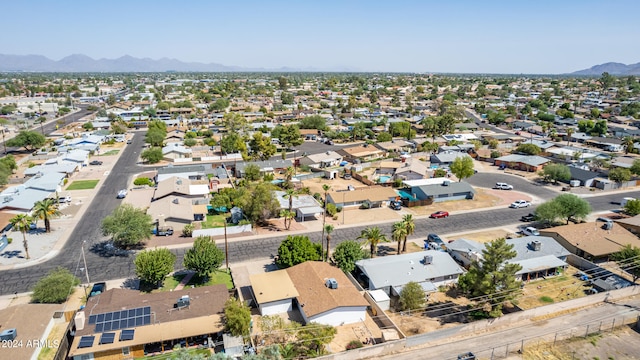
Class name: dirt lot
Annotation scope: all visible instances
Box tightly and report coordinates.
[522,325,640,360]
[518,266,590,310]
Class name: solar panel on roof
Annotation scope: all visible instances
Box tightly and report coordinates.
[127,318,135,328]
[93,306,153,333]
[135,308,143,316]
[103,322,112,332]
[119,329,135,341]
[78,336,95,349]
[112,312,120,320]
[143,316,151,325]
[120,310,128,319]
[88,315,97,324]
[144,307,151,315]
[99,333,115,345]
[135,317,143,326]
[111,320,120,331]
[97,314,105,323]
[128,309,135,318]
[105,312,112,321]
[120,319,127,329]
[95,323,104,333]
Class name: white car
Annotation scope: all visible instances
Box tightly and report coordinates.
[58,196,72,203]
[494,182,514,190]
[117,189,128,199]
[522,226,540,236]
[510,200,531,208]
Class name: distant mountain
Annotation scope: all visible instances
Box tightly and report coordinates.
[0,54,357,72]
[571,62,640,76]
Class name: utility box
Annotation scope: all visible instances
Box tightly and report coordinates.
[0,329,17,341]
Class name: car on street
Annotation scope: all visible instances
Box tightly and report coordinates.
[521,226,540,236]
[510,200,531,208]
[117,189,127,199]
[89,160,103,166]
[126,139,132,144]
[390,201,402,210]
[520,213,536,222]
[494,182,513,190]
[430,211,449,219]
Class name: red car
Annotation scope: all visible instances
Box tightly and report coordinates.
[430,211,449,219]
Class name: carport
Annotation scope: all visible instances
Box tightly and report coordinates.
[296,206,324,222]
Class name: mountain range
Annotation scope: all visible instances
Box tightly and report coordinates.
[0,54,358,73]
[570,62,640,76]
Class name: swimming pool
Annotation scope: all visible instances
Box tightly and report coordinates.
[378,175,391,183]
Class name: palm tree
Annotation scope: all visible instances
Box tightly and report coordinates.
[324,224,334,262]
[401,214,415,252]
[32,198,61,233]
[283,189,298,229]
[392,222,407,255]
[622,136,635,154]
[320,184,332,255]
[566,127,574,147]
[10,214,32,259]
[358,226,389,258]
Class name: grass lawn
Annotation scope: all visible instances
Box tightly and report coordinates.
[141,348,211,359]
[188,270,234,290]
[201,214,228,229]
[140,274,186,293]
[66,180,100,190]
[101,149,120,156]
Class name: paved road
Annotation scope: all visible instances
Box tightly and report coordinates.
[466,172,559,201]
[1,135,639,295]
[379,298,640,360]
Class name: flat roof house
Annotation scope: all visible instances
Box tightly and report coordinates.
[274,191,323,222]
[326,186,398,208]
[407,181,475,203]
[355,251,465,296]
[337,145,386,163]
[69,285,229,360]
[494,154,550,172]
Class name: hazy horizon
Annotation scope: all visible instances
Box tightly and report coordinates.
[5,0,640,74]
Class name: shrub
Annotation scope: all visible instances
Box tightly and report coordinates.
[540,296,554,303]
[336,205,343,213]
[182,223,194,237]
[32,267,80,303]
[133,177,153,186]
[326,203,338,216]
[346,340,363,350]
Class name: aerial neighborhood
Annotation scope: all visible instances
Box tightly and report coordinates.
[1,72,640,360]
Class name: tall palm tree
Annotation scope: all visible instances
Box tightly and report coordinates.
[622,136,635,154]
[401,214,415,252]
[321,184,332,255]
[283,189,298,229]
[32,198,61,233]
[566,127,574,147]
[324,224,334,262]
[392,222,407,255]
[358,226,389,258]
[10,214,32,259]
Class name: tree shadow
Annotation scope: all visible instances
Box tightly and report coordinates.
[423,300,470,324]
[120,277,140,290]
[89,240,133,258]
[1,250,24,259]
[376,245,397,256]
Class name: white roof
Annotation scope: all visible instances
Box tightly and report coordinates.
[403,178,454,187]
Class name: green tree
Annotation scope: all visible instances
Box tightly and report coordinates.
[332,240,368,273]
[278,76,288,90]
[6,130,46,151]
[134,248,176,287]
[392,221,407,255]
[141,147,163,164]
[224,298,252,337]
[376,132,392,142]
[280,92,294,105]
[209,98,230,112]
[220,132,247,155]
[299,115,328,131]
[624,199,640,216]
[449,156,475,182]
[244,182,280,224]
[296,322,337,357]
[599,72,615,90]
[609,167,631,185]
[324,224,334,262]
[82,122,94,131]
[610,245,640,282]
[276,124,303,150]
[31,267,80,304]
[243,163,261,181]
[145,128,165,147]
[10,214,32,259]
[535,194,592,225]
[101,204,153,248]
[592,120,608,137]
[248,132,277,161]
[32,198,61,233]
[399,281,426,311]
[183,138,197,147]
[457,238,522,317]
[358,226,389,258]
[276,235,321,268]
[183,236,225,279]
[223,113,249,134]
[623,136,636,154]
[541,163,571,184]
[515,143,541,155]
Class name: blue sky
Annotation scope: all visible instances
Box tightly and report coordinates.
[5,0,640,74]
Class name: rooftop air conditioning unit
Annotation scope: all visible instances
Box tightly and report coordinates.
[603,221,613,230]
[442,180,450,186]
[423,255,433,265]
[531,240,542,251]
[177,295,190,308]
[325,278,338,289]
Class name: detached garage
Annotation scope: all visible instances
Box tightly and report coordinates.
[250,271,298,316]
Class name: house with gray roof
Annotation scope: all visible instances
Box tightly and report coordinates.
[0,173,66,212]
[235,160,292,178]
[519,139,557,151]
[355,250,465,296]
[447,236,570,281]
[567,166,600,187]
[156,164,209,182]
[430,151,471,166]
[274,191,323,222]
[162,143,192,160]
[406,181,475,203]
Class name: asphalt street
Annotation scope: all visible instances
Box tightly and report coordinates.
[1,135,639,295]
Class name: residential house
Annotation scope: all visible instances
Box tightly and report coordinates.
[494,154,550,172]
[162,143,192,160]
[249,270,300,315]
[567,166,600,187]
[153,176,210,202]
[285,261,369,326]
[480,133,521,144]
[156,164,208,183]
[519,139,556,154]
[337,145,386,163]
[586,137,623,152]
[614,215,640,235]
[298,151,343,169]
[405,180,475,203]
[0,304,64,360]
[447,236,570,281]
[547,146,600,162]
[326,186,398,208]
[67,134,105,153]
[374,140,415,154]
[393,160,429,181]
[355,251,465,296]
[0,172,66,212]
[375,161,404,176]
[430,152,471,166]
[568,132,592,144]
[274,191,324,222]
[68,285,229,360]
[234,159,292,178]
[539,221,640,261]
[165,130,185,143]
[299,129,320,140]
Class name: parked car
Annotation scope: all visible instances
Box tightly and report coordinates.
[430,211,449,219]
[425,233,446,251]
[29,222,37,230]
[343,173,352,180]
[520,213,536,222]
[89,282,106,298]
[522,226,540,236]
[156,227,174,236]
[510,200,531,208]
[117,189,128,199]
[494,182,513,190]
[126,139,132,144]
[390,201,402,210]
[58,196,72,203]
[89,160,103,166]
[457,352,476,360]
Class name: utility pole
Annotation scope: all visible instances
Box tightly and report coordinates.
[224,217,229,270]
[81,241,91,299]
